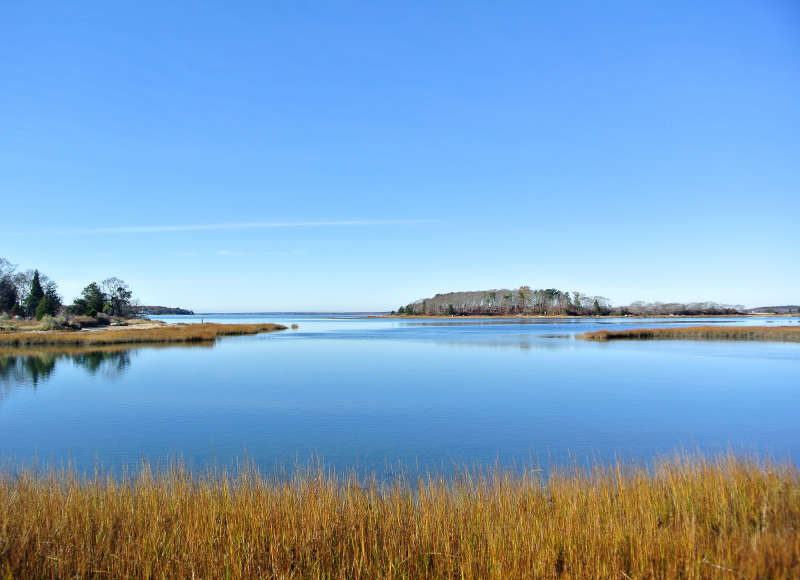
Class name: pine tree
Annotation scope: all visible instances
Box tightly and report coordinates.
[74,282,105,316]
[23,270,44,318]
[35,295,53,320]
[0,276,17,312]
[43,281,62,315]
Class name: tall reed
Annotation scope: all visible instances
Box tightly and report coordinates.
[1,454,798,578]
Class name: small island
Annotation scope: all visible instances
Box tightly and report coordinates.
[393,286,750,317]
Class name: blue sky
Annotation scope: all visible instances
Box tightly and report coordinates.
[2,1,798,311]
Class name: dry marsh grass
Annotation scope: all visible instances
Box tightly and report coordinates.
[1,454,798,578]
[0,322,286,348]
[581,325,800,342]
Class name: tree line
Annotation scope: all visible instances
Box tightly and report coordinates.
[0,257,136,320]
[395,287,745,317]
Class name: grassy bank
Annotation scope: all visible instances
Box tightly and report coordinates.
[0,322,286,348]
[1,455,798,578]
[581,325,800,342]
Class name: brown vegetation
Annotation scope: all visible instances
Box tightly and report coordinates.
[0,323,286,348]
[0,454,797,578]
[580,325,800,342]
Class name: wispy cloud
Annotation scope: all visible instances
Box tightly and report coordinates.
[168,249,305,258]
[214,250,253,256]
[10,219,431,236]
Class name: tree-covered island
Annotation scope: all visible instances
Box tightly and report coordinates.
[394,287,750,317]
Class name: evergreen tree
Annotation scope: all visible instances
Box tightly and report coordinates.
[0,277,17,312]
[32,281,62,319]
[43,281,62,315]
[79,282,106,316]
[23,270,44,318]
[34,295,53,320]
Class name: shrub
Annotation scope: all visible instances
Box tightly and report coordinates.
[38,315,59,330]
[67,315,101,329]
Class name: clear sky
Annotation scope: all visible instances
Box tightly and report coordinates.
[2,1,798,311]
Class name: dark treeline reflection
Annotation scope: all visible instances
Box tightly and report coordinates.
[0,350,133,396]
[71,350,133,376]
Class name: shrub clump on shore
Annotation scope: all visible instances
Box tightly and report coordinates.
[1,454,798,578]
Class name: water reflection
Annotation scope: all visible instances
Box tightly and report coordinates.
[433,336,571,351]
[0,353,58,386]
[71,350,133,376]
[0,349,134,404]
[0,343,216,404]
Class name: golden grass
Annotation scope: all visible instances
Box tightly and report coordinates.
[580,325,800,342]
[0,323,286,348]
[0,318,53,332]
[0,454,798,578]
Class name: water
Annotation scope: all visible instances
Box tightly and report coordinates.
[1,315,798,475]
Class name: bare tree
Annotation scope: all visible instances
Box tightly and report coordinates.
[101,277,134,316]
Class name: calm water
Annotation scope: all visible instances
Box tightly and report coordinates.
[2,315,799,475]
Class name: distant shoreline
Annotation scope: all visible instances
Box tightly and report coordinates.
[149,312,799,319]
[378,313,800,320]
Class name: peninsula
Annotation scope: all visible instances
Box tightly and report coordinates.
[0,257,283,346]
[133,305,195,315]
